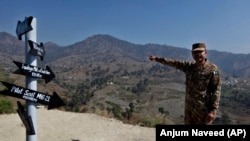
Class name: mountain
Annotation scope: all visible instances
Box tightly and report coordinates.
[1,32,250,77]
[0,31,249,125]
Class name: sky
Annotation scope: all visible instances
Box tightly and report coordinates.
[0,0,250,54]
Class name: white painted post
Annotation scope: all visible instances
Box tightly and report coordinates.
[25,17,37,141]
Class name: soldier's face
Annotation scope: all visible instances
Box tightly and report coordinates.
[192,50,207,64]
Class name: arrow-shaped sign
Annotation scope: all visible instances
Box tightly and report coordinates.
[16,101,35,135]
[0,81,65,110]
[16,16,33,40]
[28,40,45,61]
[13,61,55,84]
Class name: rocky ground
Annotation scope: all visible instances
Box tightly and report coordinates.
[0,108,155,141]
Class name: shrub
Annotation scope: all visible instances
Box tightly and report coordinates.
[0,99,15,114]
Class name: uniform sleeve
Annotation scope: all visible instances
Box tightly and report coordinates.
[207,69,221,114]
[155,57,191,72]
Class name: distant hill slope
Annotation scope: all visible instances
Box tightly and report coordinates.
[0,31,249,125]
[1,32,250,77]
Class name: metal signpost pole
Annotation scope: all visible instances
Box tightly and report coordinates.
[25,17,37,141]
[13,16,63,141]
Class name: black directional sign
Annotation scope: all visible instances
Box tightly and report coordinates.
[13,61,55,84]
[0,81,65,110]
[16,101,35,135]
[28,40,45,61]
[16,16,33,40]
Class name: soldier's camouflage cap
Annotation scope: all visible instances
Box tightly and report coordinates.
[192,43,206,52]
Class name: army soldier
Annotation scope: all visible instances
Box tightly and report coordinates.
[149,43,221,125]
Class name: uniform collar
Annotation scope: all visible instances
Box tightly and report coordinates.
[195,59,208,69]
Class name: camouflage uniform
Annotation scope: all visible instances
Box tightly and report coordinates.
[155,58,221,124]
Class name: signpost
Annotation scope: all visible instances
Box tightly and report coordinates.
[17,101,35,135]
[28,40,45,61]
[16,16,33,40]
[9,16,65,141]
[13,61,55,83]
[22,16,38,141]
[0,16,65,141]
[0,81,65,109]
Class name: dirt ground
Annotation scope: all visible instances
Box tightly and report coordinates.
[0,108,155,141]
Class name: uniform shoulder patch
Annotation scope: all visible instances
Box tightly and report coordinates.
[213,70,219,75]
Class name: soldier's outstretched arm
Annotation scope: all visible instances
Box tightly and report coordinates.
[149,55,188,69]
